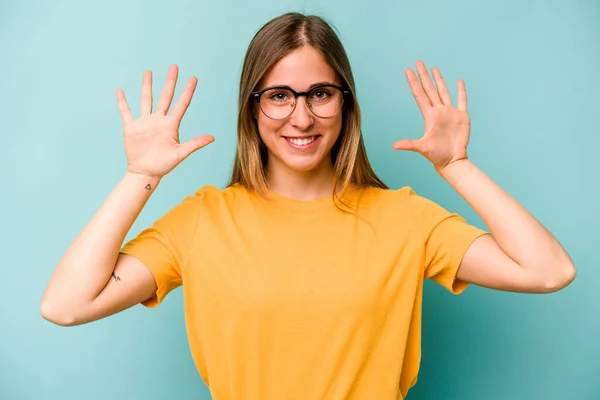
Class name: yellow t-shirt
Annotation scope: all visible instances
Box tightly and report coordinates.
[120,183,487,400]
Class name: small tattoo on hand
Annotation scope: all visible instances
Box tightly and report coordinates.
[145,184,152,190]
[112,272,121,282]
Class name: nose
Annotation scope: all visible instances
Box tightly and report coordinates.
[288,96,313,130]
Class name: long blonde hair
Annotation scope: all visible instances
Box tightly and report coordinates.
[228,12,388,203]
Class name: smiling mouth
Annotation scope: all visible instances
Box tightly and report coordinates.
[283,135,320,146]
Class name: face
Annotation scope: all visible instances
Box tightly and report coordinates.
[254,45,344,176]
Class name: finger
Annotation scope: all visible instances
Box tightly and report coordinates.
[177,135,215,162]
[116,88,134,125]
[156,64,178,115]
[170,76,198,121]
[416,60,442,106]
[405,68,432,117]
[431,67,452,107]
[457,79,468,113]
[392,138,425,153]
[140,70,153,115]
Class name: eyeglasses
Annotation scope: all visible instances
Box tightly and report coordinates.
[251,84,350,120]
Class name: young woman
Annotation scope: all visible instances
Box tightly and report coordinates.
[41,12,576,400]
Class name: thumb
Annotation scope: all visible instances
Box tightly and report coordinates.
[178,135,215,161]
[392,138,424,153]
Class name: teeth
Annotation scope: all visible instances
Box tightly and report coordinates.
[287,136,316,146]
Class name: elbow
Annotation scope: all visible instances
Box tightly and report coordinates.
[40,301,76,327]
[541,263,576,293]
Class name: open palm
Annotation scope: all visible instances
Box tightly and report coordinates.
[116,64,214,179]
[393,60,470,170]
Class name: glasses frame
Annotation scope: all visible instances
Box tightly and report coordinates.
[250,84,351,120]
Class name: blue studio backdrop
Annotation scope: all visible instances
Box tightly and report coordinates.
[1,0,598,399]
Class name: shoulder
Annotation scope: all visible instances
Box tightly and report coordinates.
[358,185,424,209]
[357,185,450,229]
[190,183,252,210]
[191,184,222,201]
[371,186,444,210]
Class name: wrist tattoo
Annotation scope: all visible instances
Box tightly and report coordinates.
[145,184,152,190]
[112,272,121,282]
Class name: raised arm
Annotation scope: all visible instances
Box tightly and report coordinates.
[40,65,214,326]
[394,60,575,293]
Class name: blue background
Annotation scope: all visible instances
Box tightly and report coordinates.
[1,0,598,399]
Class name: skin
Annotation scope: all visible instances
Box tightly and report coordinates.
[41,51,575,329]
[395,61,575,293]
[255,45,343,201]
[257,50,576,293]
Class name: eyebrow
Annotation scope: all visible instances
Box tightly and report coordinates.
[262,81,337,91]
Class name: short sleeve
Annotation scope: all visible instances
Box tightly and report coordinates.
[119,191,201,308]
[402,187,489,294]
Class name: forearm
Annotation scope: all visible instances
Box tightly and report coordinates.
[438,159,574,274]
[41,172,161,308]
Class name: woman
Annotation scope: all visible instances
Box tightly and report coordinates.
[41,12,575,400]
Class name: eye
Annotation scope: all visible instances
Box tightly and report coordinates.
[310,89,332,101]
[268,91,291,102]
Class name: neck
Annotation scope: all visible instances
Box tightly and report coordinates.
[266,156,335,201]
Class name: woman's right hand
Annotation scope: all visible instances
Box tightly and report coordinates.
[116,64,214,180]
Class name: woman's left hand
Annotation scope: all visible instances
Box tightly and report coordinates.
[392,60,471,171]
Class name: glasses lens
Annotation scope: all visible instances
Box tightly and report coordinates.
[257,86,346,119]
[260,88,295,119]
[308,86,344,118]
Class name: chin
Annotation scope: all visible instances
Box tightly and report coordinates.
[268,151,326,173]
[284,158,325,173]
